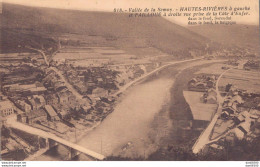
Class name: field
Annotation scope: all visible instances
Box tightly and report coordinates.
[183,91,217,121]
[53,47,134,60]
[194,63,230,75]
[218,69,260,93]
[53,46,165,67]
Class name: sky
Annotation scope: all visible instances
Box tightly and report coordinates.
[3,0,259,26]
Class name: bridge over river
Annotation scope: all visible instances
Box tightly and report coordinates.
[5,116,105,160]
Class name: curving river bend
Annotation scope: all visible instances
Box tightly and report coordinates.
[34,59,224,160]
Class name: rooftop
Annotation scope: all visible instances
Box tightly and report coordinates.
[0,100,13,110]
[44,105,57,117]
[28,109,47,119]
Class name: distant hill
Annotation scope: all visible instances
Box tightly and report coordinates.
[1,3,211,57]
[187,24,259,53]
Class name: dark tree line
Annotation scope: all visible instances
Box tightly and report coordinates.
[105,136,260,161]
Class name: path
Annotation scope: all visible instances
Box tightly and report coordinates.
[192,69,230,154]
[49,67,84,100]
[25,46,49,66]
[113,57,204,96]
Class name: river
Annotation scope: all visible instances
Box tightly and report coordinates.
[34,59,224,160]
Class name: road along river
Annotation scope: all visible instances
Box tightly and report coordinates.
[34,59,225,160]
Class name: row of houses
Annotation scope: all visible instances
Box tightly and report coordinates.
[200,88,218,104]
[17,104,61,124]
[221,95,244,119]
[42,70,86,109]
[2,67,43,85]
[223,109,260,141]
[0,94,62,122]
[188,75,217,92]
[209,86,260,150]
[42,70,66,92]
[220,86,260,140]
[3,82,47,96]
[65,66,118,96]
[243,59,260,70]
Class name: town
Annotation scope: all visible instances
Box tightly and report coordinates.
[0,39,169,160]
[184,58,260,154]
[1,2,259,161]
[1,38,259,160]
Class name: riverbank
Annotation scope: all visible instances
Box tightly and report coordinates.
[33,59,226,160]
[146,61,227,160]
[107,60,227,160]
[76,60,226,159]
[77,77,174,158]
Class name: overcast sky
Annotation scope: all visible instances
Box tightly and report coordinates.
[3,0,259,26]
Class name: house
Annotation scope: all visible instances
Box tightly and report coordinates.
[197,82,207,90]
[241,111,251,120]
[58,110,70,119]
[228,87,239,96]
[234,121,251,139]
[79,76,86,82]
[209,143,224,150]
[27,87,47,95]
[53,81,66,91]
[87,80,96,87]
[68,94,77,106]
[206,80,215,88]
[188,78,197,87]
[34,95,45,104]
[221,101,238,118]
[57,89,70,104]
[225,83,233,92]
[223,96,233,104]
[44,94,59,106]
[207,88,217,97]
[208,75,217,81]
[232,95,244,104]
[82,106,92,113]
[17,100,31,113]
[17,113,28,123]
[57,89,78,108]
[249,109,260,117]
[85,114,93,121]
[188,82,207,92]
[57,89,66,102]
[200,94,207,103]
[44,105,60,121]
[0,100,14,117]
[233,114,246,125]
[92,87,108,98]
[206,95,217,104]
[62,105,71,113]
[101,96,114,104]
[27,109,48,124]
[97,77,103,83]
[223,101,237,113]
[222,106,237,115]
[28,95,46,111]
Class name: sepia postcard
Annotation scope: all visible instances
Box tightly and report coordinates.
[0,0,259,166]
